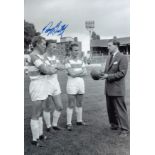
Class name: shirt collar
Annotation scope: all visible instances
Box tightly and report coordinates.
[113,50,119,57]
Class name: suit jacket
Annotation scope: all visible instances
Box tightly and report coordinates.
[104,52,128,96]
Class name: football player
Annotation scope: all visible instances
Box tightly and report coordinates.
[28,36,58,147]
[43,41,65,131]
[65,43,88,131]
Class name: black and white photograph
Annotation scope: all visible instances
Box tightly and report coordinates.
[24,0,130,154]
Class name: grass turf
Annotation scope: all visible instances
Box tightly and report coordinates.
[24,65,130,155]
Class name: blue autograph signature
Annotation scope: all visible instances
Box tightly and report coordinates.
[42,21,68,37]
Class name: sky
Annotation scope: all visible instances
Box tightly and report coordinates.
[24,0,130,52]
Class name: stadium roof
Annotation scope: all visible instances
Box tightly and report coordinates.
[90,36,130,47]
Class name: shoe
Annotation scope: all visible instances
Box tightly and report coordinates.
[119,130,129,137]
[66,124,72,131]
[110,124,119,130]
[46,127,52,132]
[110,126,119,130]
[39,135,47,141]
[52,126,62,131]
[31,140,45,147]
[76,121,88,126]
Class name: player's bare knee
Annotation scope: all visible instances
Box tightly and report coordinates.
[76,105,82,108]
[76,102,83,107]
[68,103,74,109]
[43,108,51,112]
[31,113,40,120]
[56,104,63,111]
[43,103,51,111]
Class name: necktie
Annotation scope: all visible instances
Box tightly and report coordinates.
[109,54,113,66]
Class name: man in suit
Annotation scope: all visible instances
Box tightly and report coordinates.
[101,39,129,137]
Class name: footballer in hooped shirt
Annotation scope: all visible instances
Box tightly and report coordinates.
[43,41,65,132]
[65,43,88,131]
[28,36,59,147]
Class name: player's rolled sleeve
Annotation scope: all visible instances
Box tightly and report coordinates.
[65,63,71,69]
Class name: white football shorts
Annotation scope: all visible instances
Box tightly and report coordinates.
[47,77,61,96]
[66,77,85,94]
[29,78,49,101]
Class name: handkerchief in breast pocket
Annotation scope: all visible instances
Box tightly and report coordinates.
[113,61,118,65]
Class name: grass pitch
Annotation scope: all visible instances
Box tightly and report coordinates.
[24,64,130,155]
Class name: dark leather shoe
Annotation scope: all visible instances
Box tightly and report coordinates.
[66,124,72,131]
[76,121,88,126]
[110,124,119,130]
[39,135,47,141]
[110,126,119,130]
[52,126,62,131]
[119,130,129,137]
[46,127,52,132]
[31,140,45,147]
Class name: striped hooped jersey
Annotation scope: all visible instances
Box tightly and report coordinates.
[44,55,60,79]
[44,55,60,67]
[28,53,46,80]
[65,58,86,79]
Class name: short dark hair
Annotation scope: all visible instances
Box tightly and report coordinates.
[70,43,79,50]
[32,35,45,47]
[108,39,120,48]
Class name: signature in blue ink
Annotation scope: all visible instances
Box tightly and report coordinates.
[42,21,68,37]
